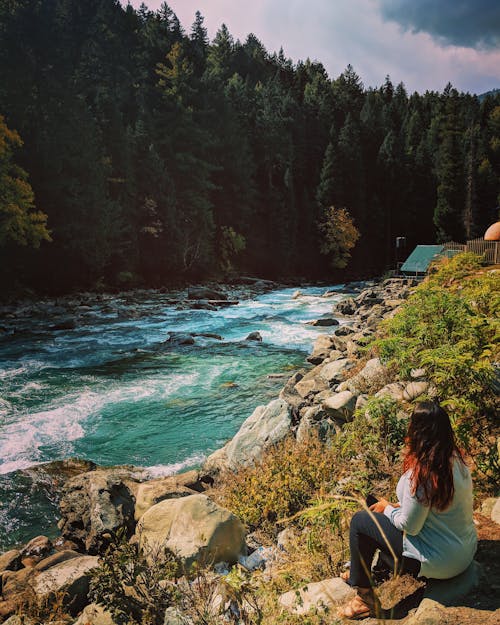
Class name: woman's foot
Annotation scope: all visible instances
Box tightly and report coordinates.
[338,588,377,620]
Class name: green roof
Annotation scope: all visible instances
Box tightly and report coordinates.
[400,245,445,274]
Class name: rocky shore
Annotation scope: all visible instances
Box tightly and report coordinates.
[0,277,498,624]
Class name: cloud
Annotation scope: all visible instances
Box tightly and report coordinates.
[378,0,500,49]
[126,1,500,94]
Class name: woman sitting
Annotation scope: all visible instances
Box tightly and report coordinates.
[339,400,477,620]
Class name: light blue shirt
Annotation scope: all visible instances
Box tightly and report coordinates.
[384,459,477,579]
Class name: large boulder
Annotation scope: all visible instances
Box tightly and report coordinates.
[307,335,339,365]
[322,391,357,421]
[187,287,227,300]
[134,476,197,521]
[223,399,291,469]
[335,297,358,316]
[137,494,246,569]
[319,358,354,385]
[58,469,137,554]
[33,555,99,615]
[340,358,387,395]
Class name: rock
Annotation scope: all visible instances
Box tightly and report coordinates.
[73,603,117,625]
[134,477,196,521]
[50,319,77,331]
[165,332,195,346]
[245,331,262,342]
[190,300,217,311]
[322,391,357,421]
[20,535,52,563]
[163,606,185,625]
[376,382,406,402]
[279,371,306,410]
[423,561,480,605]
[137,494,246,569]
[192,333,223,340]
[294,376,328,399]
[34,549,80,572]
[292,290,302,299]
[319,358,353,385]
[307,317,339,327]
[334,325,355,336]
[335,297,357,315]
[307,335,338,365]
[491,498,500,524]
[59,469,137,554]
[403,381,431,401]
[34,555,99,615]
[478,497,498,518]
[0,550,22,574]
[404,598,497,625]
[343,358,387,395]
[1,568,33,599]
[410,368,427,379]
[187,287,227,300]
[279,577,352,615]
[224,399,291,469]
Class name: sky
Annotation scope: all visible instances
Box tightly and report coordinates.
[127,0,500,95]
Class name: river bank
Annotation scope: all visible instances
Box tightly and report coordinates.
[0,259,498,624]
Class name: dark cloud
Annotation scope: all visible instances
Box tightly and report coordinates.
[378,0,500,49]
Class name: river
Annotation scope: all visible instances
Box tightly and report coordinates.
[0,283,352,549]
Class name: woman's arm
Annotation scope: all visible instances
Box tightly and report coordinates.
[381,474,429,535]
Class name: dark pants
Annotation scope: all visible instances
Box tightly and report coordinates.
[348,510,421,587]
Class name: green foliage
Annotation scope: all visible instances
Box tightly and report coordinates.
[373,254,499,486]
[216,435,340,533]
[89,533,179,625]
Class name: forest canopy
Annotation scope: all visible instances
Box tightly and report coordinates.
[0,0,499,293]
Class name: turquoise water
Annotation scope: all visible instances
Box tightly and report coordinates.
[0,285,349,548]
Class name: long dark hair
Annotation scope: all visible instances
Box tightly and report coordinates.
[402,401,465,511]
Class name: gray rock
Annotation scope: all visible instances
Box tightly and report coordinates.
[334,325,355,336]
[224,399,291,469]
[187,287,227,300]
[403,381,431,401]
[423,561,480,605]
[134,477,197,521]
[34,549,80,572]
[343,358,387,395]
[307,335,337,364]
[279,371,307,410]
[165,332,195,346]
[307,317,339,327]
[20,535,52,562]
[279,577,352,615]
[137,494,246,569]
[245,331,262,341]
[34,555,99,615]
[376,382,406,401]
[59,469,137,554]
[73,603,118,624]
[491,498,500,524]
[335,298,357,315]
[322,391,357,421]
[164,606,186,625]
[319,358,353,385]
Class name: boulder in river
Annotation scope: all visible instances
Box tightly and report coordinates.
[58,469,138,554]
[307,317,340,327]
[137,494,246,569]
[187,287,227,300]
[245,331,262,342]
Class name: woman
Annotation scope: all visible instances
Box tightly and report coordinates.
[339,401,477,620]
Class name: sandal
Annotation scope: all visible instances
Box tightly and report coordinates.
[337,593,371,620]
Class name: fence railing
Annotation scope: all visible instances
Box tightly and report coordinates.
[444,238,498,264]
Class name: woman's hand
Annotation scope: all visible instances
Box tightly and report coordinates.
[369,498,401,513]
